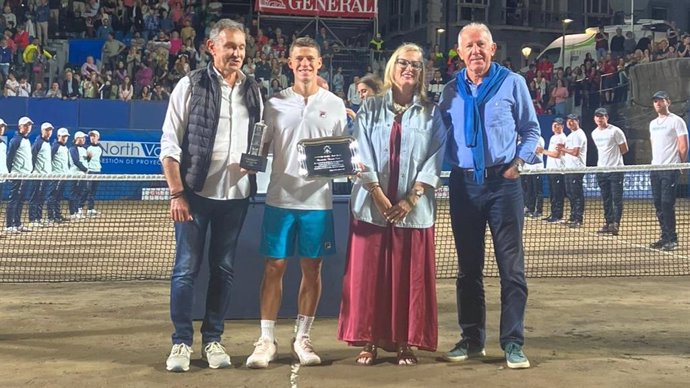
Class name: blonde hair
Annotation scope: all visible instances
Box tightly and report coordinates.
[382,43,427,102]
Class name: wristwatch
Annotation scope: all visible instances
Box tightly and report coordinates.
[512,158,525,173]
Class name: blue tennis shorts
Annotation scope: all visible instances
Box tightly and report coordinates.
[260,205,336,259]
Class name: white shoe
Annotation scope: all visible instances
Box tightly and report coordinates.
[16,225,33,232]
[5,227,19,234]
[166,343,193,372]
[28,221,43,229]
[246,336,277,369]
[202,341,231,369]
[292,336,321,366]
[69,213,84,220]
[87,209,100,217]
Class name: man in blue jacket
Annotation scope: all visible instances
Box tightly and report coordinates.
[6,117,35,233]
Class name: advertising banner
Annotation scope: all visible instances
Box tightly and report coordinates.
[255,0,377,19]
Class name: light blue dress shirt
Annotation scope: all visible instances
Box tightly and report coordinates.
[439,70,541,168]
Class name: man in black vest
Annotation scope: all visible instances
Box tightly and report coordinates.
[159,18,262,373]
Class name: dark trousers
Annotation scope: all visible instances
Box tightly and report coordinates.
[69,180,87,215]
[448,168,528,349]
[650,170,679,243]
[565,173,585,222]
[29,180,51,222]
[597,172,624,224]
[83,179,100,210]
[170,192,249,345]
[47,180,65,220]
[547,174,565,219]
[522,174,543,214]
[5,180,32,228]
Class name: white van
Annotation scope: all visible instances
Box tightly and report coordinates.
[535,19,672,70]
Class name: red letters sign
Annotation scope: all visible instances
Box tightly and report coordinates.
[255,0,378,19]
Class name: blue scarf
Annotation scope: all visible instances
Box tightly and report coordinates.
[456,62,511,183]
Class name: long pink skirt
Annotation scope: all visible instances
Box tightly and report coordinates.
[337,217,438,352]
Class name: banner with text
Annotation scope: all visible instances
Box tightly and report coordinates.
[255,0,377,19]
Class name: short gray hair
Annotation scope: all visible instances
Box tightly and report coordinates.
[459,22,494,45]
[209,19,245,43]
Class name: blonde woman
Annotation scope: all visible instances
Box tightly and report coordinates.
[337,43,446,365]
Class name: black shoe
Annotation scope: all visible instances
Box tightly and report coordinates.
[609,223,619,236]
[544,217,562,223]
[649,240,665,249]
[533,212,543,218]
[597,224,610,234]
[568,221,582,228]
[661,241,678,251]
[525,211,535,218]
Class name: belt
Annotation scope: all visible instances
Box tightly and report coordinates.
[456,164,509,179]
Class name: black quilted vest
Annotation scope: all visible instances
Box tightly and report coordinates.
[180,63,262,196]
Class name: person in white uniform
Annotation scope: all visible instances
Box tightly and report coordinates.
[648,90,688,251]
[541,117,566,223]
[561,114,588,227]
[246,36,347,369]
[591,107,628,236]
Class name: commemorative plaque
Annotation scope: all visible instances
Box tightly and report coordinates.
[240,121,268,172]
[297,136,361,178]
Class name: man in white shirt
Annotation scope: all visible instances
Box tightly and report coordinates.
[246,37,346,369]
[648,91,688,251]
[591,107,628,235]
[541,117,567,223]
[159,19,263,373]
[28,122,54,228]
[561,114,588,226]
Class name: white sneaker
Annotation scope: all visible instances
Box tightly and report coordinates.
[292,336,321,366]
[202,341,231,369]
[16,225,33,232]
[246,336,277,369]
[87,209,100,217]
[5,227,19,234]
[166,343,193,372]
[28,221,43,229]
[69,213,84,220]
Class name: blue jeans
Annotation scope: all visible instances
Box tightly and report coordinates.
[650,170,679,243]
[448,168,528,349]
[597,172,624,224]
[5,180,32,227]
[565,173,585,222]
[170,192,249,346]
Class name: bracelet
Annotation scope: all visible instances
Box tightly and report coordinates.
[170,190,185,200]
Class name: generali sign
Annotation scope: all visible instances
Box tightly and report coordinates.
[255,0,378,19]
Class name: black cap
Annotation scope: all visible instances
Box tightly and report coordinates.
[553,117,564,125]
[566,113,580,121]
[652,90,670,100]
[594,107,608,116]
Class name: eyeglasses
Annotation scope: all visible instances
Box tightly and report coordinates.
[395,58,423,70]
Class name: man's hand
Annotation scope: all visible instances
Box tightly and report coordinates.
[170,196,193,222]
[384,199,413,224]
[502,164,520,180]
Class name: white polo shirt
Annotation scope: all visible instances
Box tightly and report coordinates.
[546,133,566,169]
[592,124,627,167]
[649,113,688,165]
[263,87,347,210]
[563,128,588,169]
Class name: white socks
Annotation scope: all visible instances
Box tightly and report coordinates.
[295,314,315,338]
[260,320,275,342]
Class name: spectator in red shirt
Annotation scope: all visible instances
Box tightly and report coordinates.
[600,53,617,103]
[595,25,609,60]
[13,24,30,51]
[537,56,554,81]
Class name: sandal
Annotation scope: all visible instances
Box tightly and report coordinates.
[397,345,418,366]
[356,344,377,366]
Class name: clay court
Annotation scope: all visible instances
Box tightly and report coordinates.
[0,194,689,387]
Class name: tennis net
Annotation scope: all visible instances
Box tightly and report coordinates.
[1,164,689,282]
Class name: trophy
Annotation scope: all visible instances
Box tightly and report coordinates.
[297,136,361,179]
[240,121,268,172]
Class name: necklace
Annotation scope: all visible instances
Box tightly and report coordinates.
[656,114,670,125]
[392,101,411,115]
